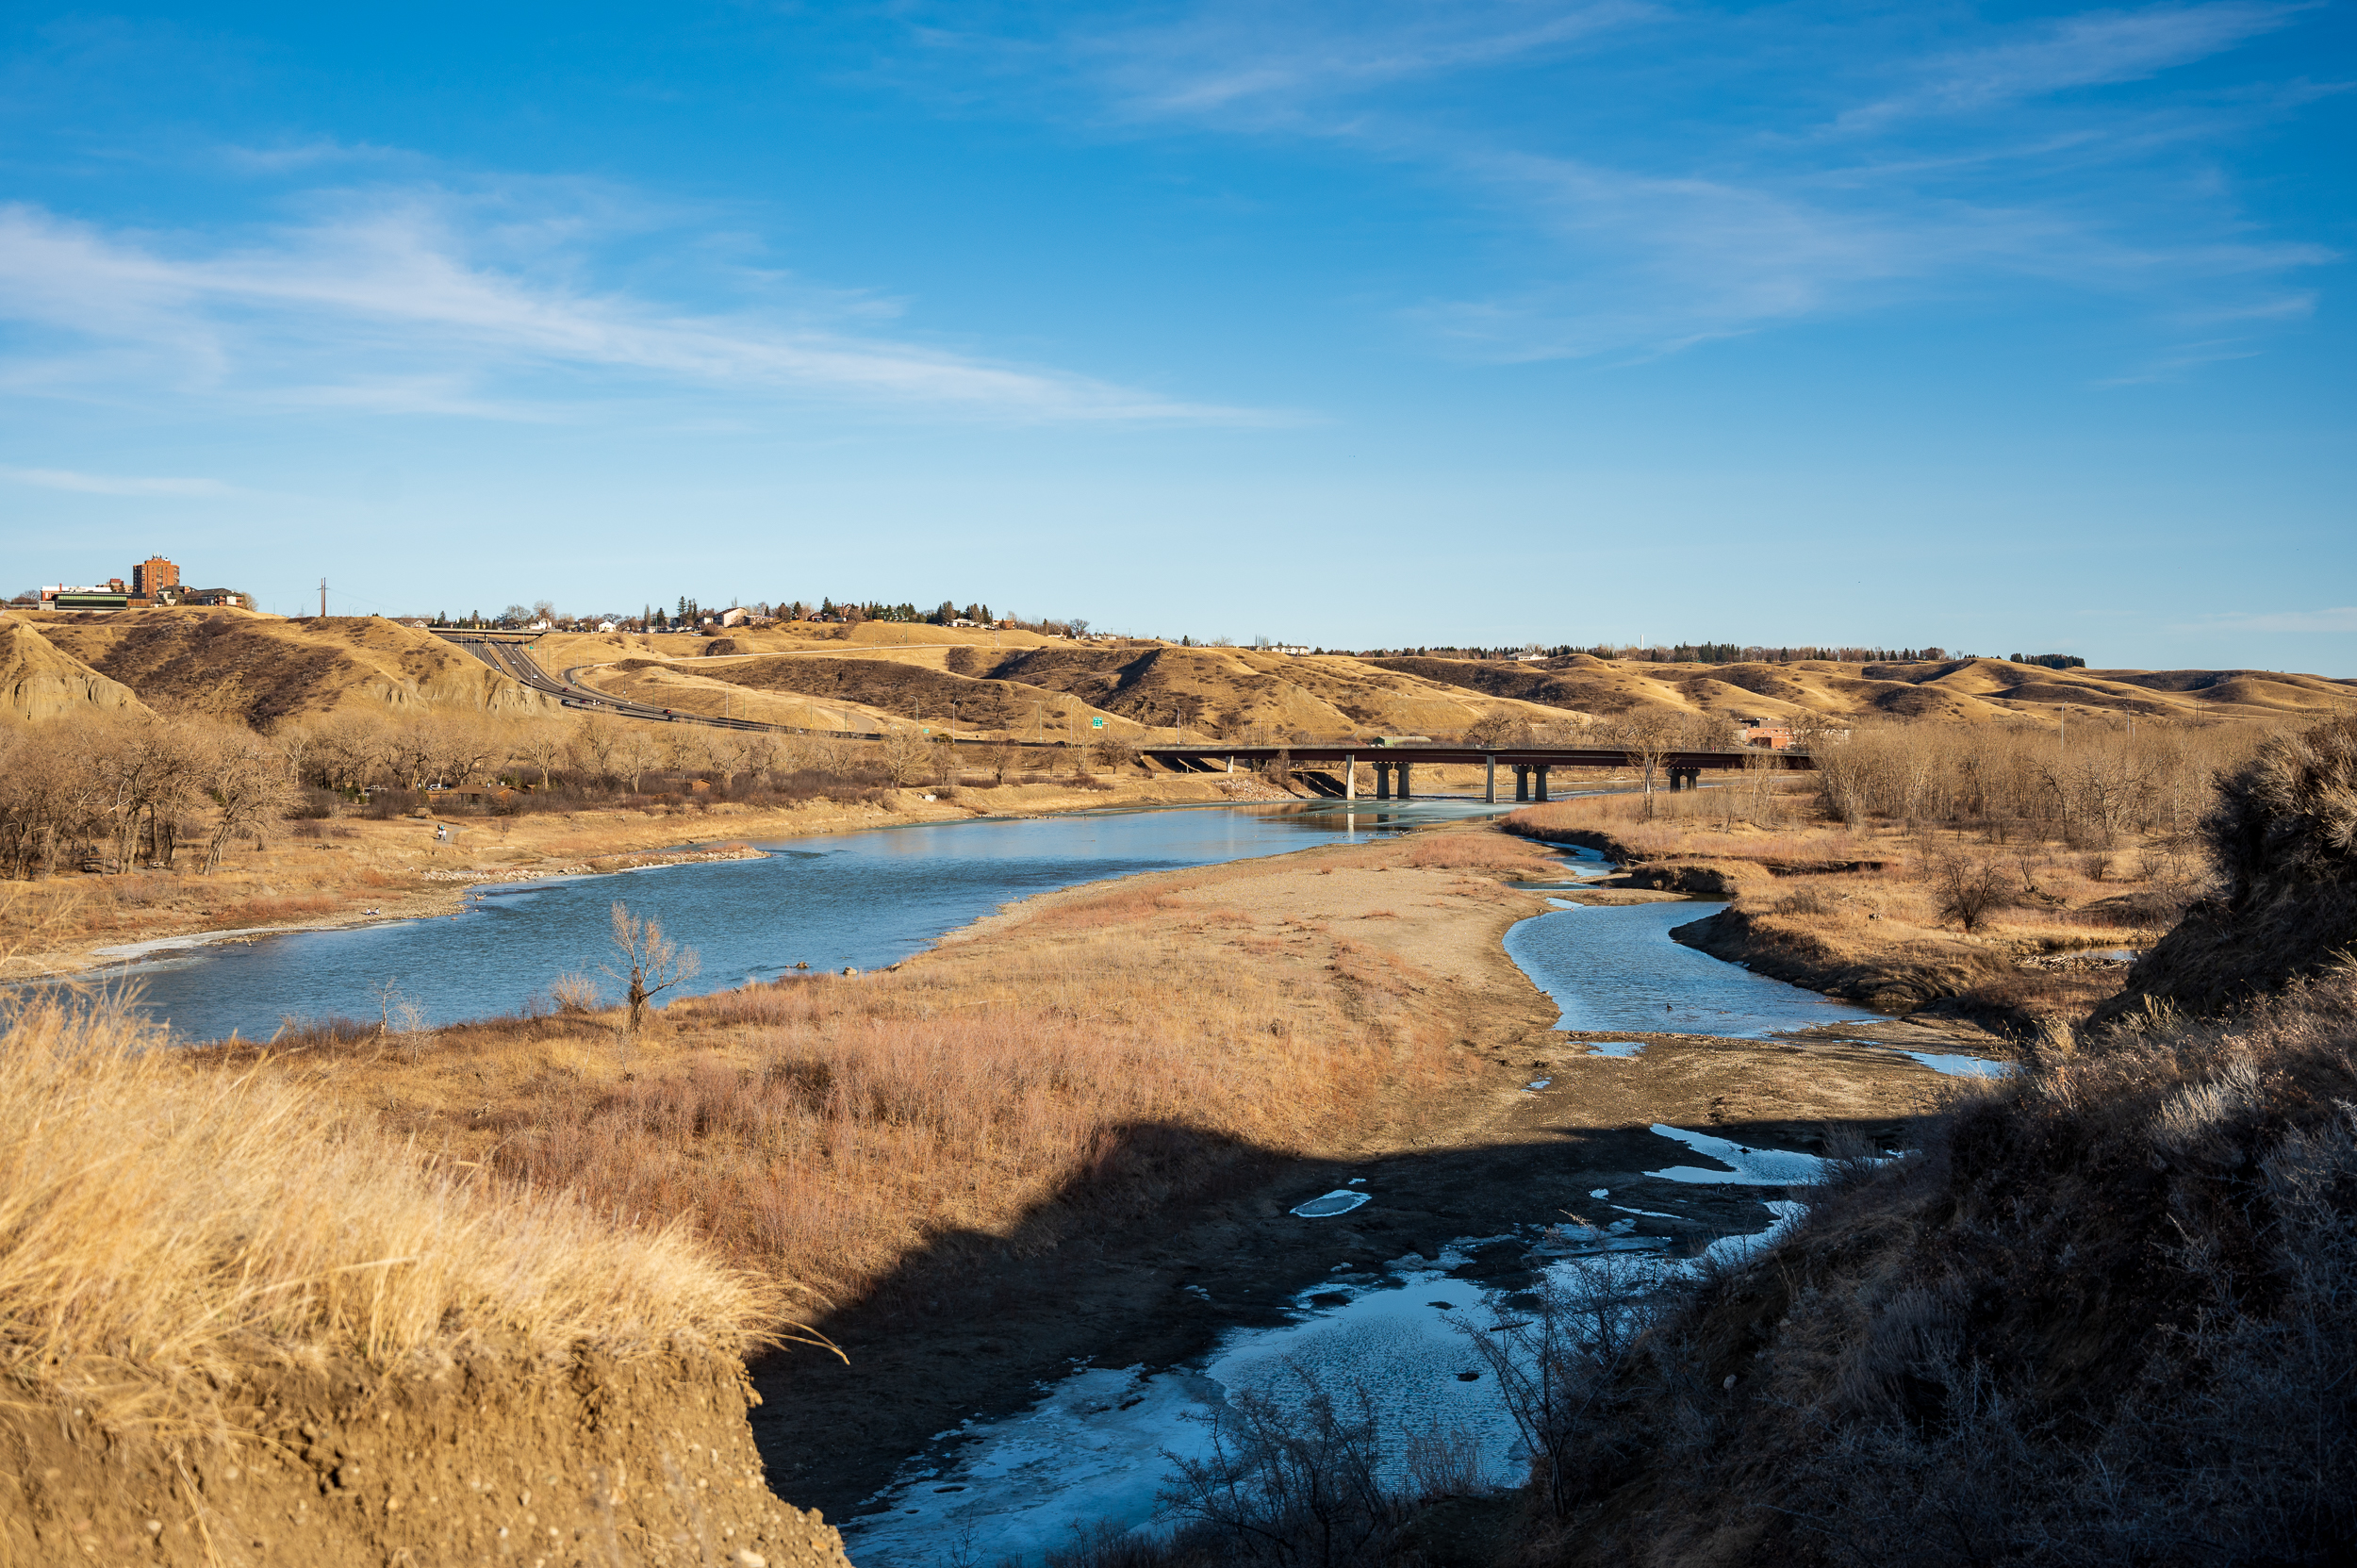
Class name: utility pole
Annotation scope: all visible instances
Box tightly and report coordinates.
[319,578,327,619]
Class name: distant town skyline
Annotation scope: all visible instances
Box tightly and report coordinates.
[1,2,2350,672]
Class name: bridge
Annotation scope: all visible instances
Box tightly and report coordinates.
[1141,744,1810,803]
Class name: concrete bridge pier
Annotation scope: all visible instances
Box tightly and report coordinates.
[1484,754,1496,804]
[1374,763,1392,801]
[1513,765,1530,802]
[1345,754,1357,801]
[1398,763,1412,801]
[1533,765,1551,802]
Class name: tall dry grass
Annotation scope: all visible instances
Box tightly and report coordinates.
[0,994,770,1433]
[289,870,1473,1312]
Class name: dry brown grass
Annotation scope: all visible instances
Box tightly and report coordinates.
[0,994,771,1436]
[230,853,1482,1315]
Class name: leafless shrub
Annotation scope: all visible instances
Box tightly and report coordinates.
[1456,1254,1664,1519]
[551,970,604,1014]
[1929,852,2012,933]
[1157,1369,1406,1567]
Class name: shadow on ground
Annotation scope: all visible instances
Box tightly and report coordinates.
[748,1104,1937,1532]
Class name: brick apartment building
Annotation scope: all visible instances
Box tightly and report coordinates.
[40,555,246,611]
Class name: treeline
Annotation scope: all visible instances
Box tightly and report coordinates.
[0,716,295,879]
[1345,644,1965,666]
[1808,721,2259,848]
[0,706,1144,882]
[431,598,1090,636]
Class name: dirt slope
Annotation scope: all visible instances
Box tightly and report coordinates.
[5,1350,848,1567]
[0,614,148,722]
[27,610,558,727]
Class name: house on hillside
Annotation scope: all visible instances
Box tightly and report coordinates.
[1739,719,1847,750]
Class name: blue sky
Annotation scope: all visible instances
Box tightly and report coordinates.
[1,2,2349,670]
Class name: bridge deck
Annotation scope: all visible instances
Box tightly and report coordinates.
[1141,745,1810,771]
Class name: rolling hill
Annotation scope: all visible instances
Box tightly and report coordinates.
[9,608,2349,741]
[24,609,559,727]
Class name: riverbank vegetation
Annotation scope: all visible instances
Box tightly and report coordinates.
[0,704,1225,971]
[1508,721,2273,1029]
[0,992,770,1426]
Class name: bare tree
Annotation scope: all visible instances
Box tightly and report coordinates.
[518,718,572,789]
[876,724,929,785]
[1607,711,1681,812]
[612,727,661,794]
[570,715,619,784]
[201,733,296,873]
[1931,851,2013,933]
[602,901,700,1040]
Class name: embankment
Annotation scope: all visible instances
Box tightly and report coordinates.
[0,998,848,1567]
[4,1350,842,1567]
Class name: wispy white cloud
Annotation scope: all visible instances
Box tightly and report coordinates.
[2186,606,2357,633]
[0,192,1269,423]
[0,465,232,496]
[1841,2,2307,129]
[1001,1,2334,365]
[215,139,413,174]
[1080,0,1653,122]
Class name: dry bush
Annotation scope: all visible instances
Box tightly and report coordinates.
[1529,963,2357,1568]
[0,995,771,1437]
[1402,834,1556,873]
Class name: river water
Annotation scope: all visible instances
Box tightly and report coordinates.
[95,801,1491,1043]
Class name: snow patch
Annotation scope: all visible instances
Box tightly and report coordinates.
[1901,1051,2016,1079]
[1643,1125,1833,1186]
[1292,1190,1372,1218]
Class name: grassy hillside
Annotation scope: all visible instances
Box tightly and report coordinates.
[1400,652,2357,727]
[16,609,2349,744]
[572,635,2355,746]
[26,609,558,726]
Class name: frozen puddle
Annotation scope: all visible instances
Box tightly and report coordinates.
[842,1133,1832,1566]
[1900,1050,2016,1079]
[1586,1042,1645,1059]
[1644,1125,1837,1186]
[1291,1190,1373,1217]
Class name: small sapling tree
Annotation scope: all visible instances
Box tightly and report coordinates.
[602,901,700,1048]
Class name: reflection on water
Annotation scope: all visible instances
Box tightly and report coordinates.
[88,801,1493,1043]
[1503,898,1876,1037]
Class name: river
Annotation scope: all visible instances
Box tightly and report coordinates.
[94,800,1493,1043]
